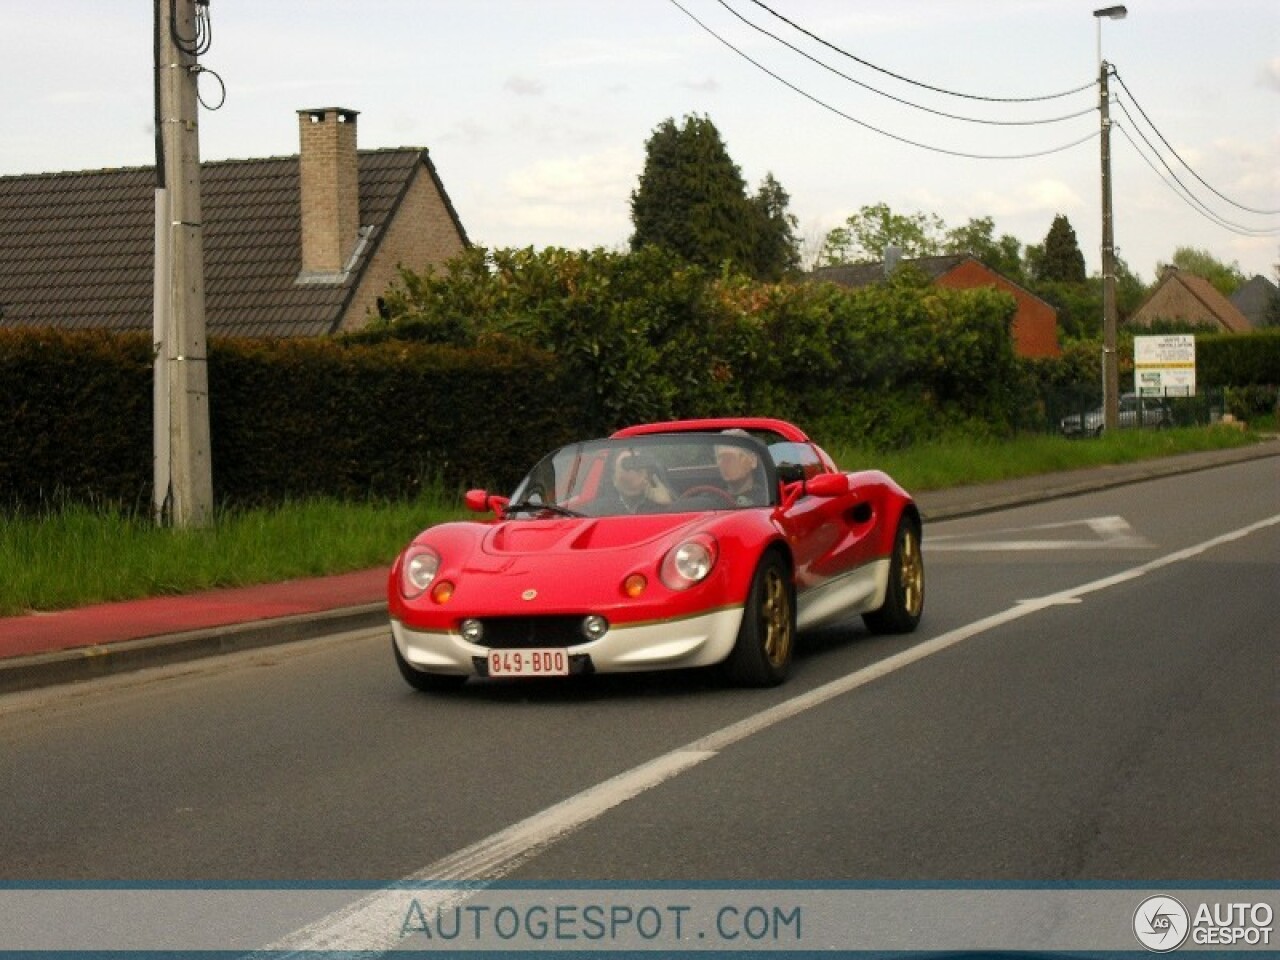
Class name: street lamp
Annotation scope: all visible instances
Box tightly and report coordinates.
[1094,5,1126,69]
[1094,4,1126,433]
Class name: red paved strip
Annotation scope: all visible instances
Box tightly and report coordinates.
[0,568,388,660]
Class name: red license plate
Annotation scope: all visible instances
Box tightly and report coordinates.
[487,648,569,677]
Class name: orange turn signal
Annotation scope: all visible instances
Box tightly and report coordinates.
[431,581,455,604]
[623,574,647,598]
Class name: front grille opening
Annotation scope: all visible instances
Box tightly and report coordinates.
[468,616,592,649]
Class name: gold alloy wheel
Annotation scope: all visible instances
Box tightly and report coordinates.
[899,526,924,617]
[760,566,794,668]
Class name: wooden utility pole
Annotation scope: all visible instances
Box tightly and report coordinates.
[155,0,213,527]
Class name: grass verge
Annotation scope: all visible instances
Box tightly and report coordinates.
[825,424,1264,492]
[0,495,458,617]
[0,425,1269,616]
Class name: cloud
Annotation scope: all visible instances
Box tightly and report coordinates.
[468,147,641,247]
[1260,57,1280,92]
[439,120,490,147]
[43,89,113,106]
[504,75,546,97]
[503,147,637,204]
[681,76,721,93]
[964,179,1085,220]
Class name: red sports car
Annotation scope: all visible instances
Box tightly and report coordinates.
[388,418,923,690]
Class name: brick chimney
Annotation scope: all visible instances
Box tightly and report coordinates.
[298,107,360,278]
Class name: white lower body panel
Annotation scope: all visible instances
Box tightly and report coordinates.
[392,606,746,677]
[796,559,890,631]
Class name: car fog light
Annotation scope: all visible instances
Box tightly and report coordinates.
[581,615,608,640]
[460,619,484,642]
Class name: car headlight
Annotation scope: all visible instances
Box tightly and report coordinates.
[400,546,440,599]
[660,535,718,590]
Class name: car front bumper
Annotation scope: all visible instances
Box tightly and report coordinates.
[391,606,747,677]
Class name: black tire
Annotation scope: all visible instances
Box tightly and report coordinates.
[862,517,924,635]
[392,637,467,692]
[723,553,796,687]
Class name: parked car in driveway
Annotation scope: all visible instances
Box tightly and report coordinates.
[1060,393,1171,437]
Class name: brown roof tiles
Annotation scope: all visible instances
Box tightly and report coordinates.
[0,148,460,338]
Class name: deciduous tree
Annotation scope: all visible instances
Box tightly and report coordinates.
[817,203,945,265]
[1159,246,1248,297]
[944,216,1024,282]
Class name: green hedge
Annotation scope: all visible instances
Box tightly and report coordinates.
[210,336,578,504]
[0,329,153,509]
[1195,329,1280,386]
[4,252,1276,511]
[0,330,572,511]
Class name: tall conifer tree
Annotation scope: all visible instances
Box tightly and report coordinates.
[630,115,797,279]
[1036,214,1087,283]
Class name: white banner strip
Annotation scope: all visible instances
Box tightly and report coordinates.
[0,886,1275,953]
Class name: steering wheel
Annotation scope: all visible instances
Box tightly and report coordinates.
[679,484,738,507]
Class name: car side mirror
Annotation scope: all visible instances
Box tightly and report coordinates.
[805,473,850,498]
[464,489,508,515]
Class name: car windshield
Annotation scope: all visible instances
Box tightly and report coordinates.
[506,434,777,518]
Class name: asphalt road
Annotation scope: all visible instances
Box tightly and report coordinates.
[2,457,1276,891]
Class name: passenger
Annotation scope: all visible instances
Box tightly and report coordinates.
[714,430,764,506]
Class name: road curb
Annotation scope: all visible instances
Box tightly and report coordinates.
[916,439,1279,521]
[0,602,387,695]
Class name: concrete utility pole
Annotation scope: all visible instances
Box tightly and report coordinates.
[1099,59,1120,433]
[155,0,214,527]
[1094,5,1126,434]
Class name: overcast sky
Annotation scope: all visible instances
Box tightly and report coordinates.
[3,1,1277,283]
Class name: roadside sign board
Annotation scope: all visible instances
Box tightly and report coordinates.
[1134,335,1196,397]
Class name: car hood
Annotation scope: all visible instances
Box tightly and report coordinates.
[481,513,709,556]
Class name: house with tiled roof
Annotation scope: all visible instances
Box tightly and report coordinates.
[1128,267,1252,333]
[1229,274,1278,329]
[0,107,468,338]
[811,253,1061,358]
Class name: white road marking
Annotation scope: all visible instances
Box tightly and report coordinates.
[928,515,1153,552]
[267,512,1280,955]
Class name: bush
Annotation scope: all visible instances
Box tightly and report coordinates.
[0,329,573,511]
[0,329,152,510]
[10,251,1271,511]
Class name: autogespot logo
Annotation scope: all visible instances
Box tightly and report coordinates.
[1134,895,1190,952]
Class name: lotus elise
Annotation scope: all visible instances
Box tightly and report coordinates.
[388,418,923,690]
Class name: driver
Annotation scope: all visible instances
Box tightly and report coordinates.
[608,450,673,514]
[714,430,764,506]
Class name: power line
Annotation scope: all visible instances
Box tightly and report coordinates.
[744,0,1096,103]
[713,0,1095,128]
[1113,114,1280,238]
[667,0,1099,161]
[1112,67,1280,217]
[670,0,1276,248]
